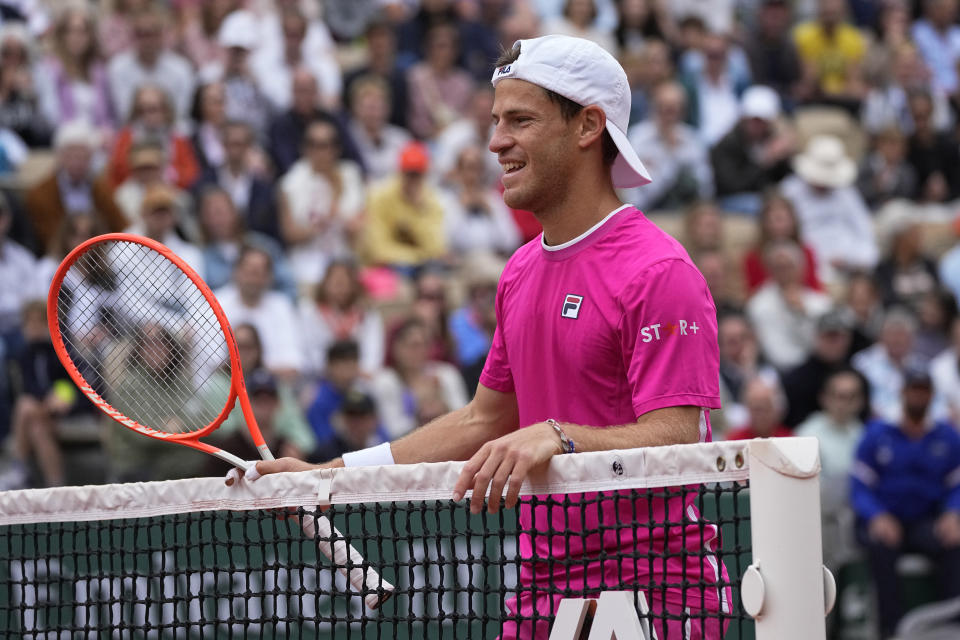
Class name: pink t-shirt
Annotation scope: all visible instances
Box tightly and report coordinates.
[480,205,728,635]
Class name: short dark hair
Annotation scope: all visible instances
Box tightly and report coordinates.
[327,340,360,363]
[223,119,253,142]
[305,117,340,146]
[236,244,273,272]
[493,45,619,166]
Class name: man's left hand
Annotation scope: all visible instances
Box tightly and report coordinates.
[934,511,960,547]
[452,422,563,514]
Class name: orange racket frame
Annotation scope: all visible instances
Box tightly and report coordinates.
[47,233,393,609]
[47,233,264,468]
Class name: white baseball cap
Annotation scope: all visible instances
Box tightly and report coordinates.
[740,85,781,121]
[218,10,258,50]
[490,35,652,188]
[54,119,99,150]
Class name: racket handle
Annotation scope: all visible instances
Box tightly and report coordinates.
[300,512,395,610]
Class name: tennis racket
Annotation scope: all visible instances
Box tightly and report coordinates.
[47,233,393,609]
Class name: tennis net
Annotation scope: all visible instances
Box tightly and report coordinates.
[0,438,826,639]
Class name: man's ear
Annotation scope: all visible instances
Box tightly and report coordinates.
[577,105,607,151]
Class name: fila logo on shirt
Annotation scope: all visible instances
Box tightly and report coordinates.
[640,320,701,342]
[496,64,512,76]
[561,294,584,319]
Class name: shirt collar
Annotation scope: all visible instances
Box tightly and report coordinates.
[541,204,630,252]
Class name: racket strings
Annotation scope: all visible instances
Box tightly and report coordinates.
[57,241,233,435]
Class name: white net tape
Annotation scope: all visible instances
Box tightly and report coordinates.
[0,441,752,525]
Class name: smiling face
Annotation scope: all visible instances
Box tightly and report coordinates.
[489,79,582,216]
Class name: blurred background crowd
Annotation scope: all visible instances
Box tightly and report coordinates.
[4,0,960,635]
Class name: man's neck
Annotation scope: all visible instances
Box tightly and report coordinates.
[901,416,928,438]
[539,189,623,247]
[706,67,724,84]
[292,107,313,122]
[239,292,261,307]
[369,55,390,75]
[224,161,245,177]
[136,51,160,68]
[827,413,853,428]
[657,121,679,145]
[59,169,88,187]
[362,120,382,140]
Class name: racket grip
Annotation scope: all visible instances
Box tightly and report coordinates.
[300,512,395,610]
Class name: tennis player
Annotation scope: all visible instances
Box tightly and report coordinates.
[237,35,728,639]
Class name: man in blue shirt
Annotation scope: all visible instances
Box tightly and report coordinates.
[851,367,960,638]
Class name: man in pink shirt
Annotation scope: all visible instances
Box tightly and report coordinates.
[239,34,727,639]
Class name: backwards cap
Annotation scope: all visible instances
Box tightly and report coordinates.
[491,35,651,188]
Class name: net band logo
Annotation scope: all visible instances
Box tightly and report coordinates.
[561,294,584,319]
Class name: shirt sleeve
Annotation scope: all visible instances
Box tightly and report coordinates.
[263,297,305,372]
[849,426,888,521]
[478,275,514,394]
[618,259,721,417]
[944,429,960,513]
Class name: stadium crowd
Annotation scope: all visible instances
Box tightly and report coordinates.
[4,0,960,635]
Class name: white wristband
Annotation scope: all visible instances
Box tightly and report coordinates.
[342,442,396,468]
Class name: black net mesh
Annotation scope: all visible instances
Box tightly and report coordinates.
[0,483,752,639]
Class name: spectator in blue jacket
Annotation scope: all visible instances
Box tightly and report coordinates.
[851,367,960,638]
[305,340,388,450]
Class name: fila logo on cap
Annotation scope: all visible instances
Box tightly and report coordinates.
[561,294,584,319]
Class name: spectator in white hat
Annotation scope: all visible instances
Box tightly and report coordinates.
[214,10,273,135]
[24,120,127,251]
[780,134,878,287]
[251,6,342,113]
[711,85,797,215]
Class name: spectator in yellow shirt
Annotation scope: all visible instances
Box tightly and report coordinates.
[363,142,447,274]
[793,0,867,109]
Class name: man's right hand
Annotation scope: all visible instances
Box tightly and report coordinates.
[868,513,902,548]
[224,457,343,486]
[934,511,960,547]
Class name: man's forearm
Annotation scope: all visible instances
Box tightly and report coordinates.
[557,406,702,453]
[323,407,493,470]
[389,403,512,464]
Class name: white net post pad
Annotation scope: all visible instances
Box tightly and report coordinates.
[747,436,827,640]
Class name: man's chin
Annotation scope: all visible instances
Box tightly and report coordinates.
[502,187,531,212]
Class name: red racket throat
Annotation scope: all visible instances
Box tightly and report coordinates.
[47,233,265,464]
